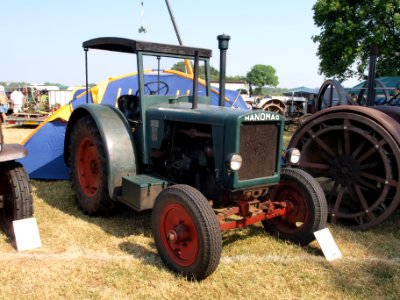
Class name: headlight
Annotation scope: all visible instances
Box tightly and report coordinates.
[285,148,301,165]
[226,153,242,171]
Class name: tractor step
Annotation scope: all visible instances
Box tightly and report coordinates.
[121,175,167,211]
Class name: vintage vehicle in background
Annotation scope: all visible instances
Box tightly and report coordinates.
[289,47,400,230]
[247,95,311,131]
[3,84,83,127]
[0,126,33,236]
[63,35,327,280]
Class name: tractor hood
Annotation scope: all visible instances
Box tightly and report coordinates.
[146,103,284,189]
[146,102,282,126]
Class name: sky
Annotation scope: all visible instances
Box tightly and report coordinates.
[0,0,361,89]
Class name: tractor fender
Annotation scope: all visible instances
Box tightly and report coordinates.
[0,144,27,162]
[64,104,137,200]
[372,105,400,124]
[291,105,400,149]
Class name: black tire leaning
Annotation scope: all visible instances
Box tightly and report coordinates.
[262,168,327,245]
[152,184,222,280]
[69,115,115,216]
[0,161,33,237]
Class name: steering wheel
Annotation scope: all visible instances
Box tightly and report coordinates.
[135,81,169,96]
[387,90,400,105]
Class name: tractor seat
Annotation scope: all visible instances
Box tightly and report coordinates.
[117,95,141,123]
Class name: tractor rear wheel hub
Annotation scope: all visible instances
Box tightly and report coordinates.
[330,155,360,186]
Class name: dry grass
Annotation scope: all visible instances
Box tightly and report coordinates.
[2,125,32,144]
[1,126,399,299]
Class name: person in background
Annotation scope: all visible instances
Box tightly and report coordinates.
[0,93,8,123]
[387,83,400,105]
[394,83,400,99]
[10,89,26,113]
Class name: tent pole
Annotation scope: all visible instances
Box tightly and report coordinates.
[165,0,193,75]
[165,0,183,45]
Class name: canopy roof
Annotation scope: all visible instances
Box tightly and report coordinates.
[283,86,319,96]
[348,76,400,93]
[83,37,212,58]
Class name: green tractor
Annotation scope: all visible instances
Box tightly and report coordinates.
[64,35,327,280]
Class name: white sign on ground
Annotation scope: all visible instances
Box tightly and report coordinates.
[12,218,42,252]
[314,228,342,261]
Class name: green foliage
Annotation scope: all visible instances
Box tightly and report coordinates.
[0,82,27,90]
[262,87,290,97]
[170,61,220,81]
[246,64,279,95]
[170,61,187,73]
[226,75,246,82]
[207,66,220,82]
[313,0,400,80]
[43,82,69,89]
[0,81,69,91]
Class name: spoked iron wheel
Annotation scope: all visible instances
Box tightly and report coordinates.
[289,106,400,229]
[262,168,327,245]
[316,79,356,112]
[152,185,221,280]
[262,99,286,116]
[357,79,390,105]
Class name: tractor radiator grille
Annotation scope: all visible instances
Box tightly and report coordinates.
[238,122,279,181]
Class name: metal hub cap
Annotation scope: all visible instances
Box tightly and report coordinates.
[331,155,361,186]
[160,203,199,266]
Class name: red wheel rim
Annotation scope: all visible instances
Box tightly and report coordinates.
[159,203,199,267]
[77,137,101,197]
[271,181,309,233]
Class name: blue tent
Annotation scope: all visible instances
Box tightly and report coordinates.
[18,71,248,179]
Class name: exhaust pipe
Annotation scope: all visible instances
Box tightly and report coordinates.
[366,46,378,107]
[217,34,230,107]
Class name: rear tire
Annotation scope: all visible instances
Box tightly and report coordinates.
[69,116,114,216]
[262,168,327,245]
[0,161,33,237]
[152,185,222,280]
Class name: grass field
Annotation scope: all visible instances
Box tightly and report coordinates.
[1,125,400,299]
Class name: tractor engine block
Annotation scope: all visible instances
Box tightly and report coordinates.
[152,122,217,199]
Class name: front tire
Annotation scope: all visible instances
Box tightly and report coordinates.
[262,168,327,245]
[0,161,33,237]
[152,185,222,280]
[69,116,114,216]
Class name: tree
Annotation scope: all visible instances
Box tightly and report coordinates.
[170,61,220,81]
[226,75,246,82]
[170,61,187,73]
[246,64,279,96]
[313,0,400,80]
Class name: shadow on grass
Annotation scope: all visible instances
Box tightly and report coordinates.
[30,177,400,296]
[118,241,160,266]
[31,179,153,238]
[309,211,400,298]
[32,179,327,256]
[222,225,264,245]
[221,223,325,258]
